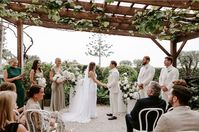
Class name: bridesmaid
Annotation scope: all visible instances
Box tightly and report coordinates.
[50,58,65,111]
[29,60,44,85]
[3,58,25,108]
[29,59,45,109]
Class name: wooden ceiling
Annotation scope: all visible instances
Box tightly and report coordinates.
[2,0,199,42]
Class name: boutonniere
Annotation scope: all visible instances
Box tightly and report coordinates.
[168,69,172,73]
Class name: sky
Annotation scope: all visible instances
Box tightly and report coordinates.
[4,26,199,68]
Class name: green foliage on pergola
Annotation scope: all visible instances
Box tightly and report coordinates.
[0,0,199,42]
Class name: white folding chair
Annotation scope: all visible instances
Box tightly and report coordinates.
[134,108,164,132]
[24,109,51,132]
[167,107,174,112]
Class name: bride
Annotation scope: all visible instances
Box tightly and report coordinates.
[62,62,107,123]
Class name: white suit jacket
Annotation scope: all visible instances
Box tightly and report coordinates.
[154,106,199,132]
[137,64,155,87]
[108,68,120,93]
[159,65,179,90]
[159,65,179,101]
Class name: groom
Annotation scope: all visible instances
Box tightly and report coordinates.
[106,60,120,120]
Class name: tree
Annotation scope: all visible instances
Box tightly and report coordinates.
[1,21,34,63]
[119,60,132,66]
[132,59,142,71]
[178,51,199,78]
[85,33,113,66]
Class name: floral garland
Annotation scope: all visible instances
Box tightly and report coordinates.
[119,73,138,105]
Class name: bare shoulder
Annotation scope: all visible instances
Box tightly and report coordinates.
[30,69,34,73]
[17,124,27,132]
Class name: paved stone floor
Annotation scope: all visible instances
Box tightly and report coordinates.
[46,105,127,132]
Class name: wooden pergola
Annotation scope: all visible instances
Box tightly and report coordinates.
[1,0,199,67]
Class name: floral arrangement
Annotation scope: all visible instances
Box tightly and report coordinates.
[52,70,75,83]
[36,77,46,87]
[119,73,139,104]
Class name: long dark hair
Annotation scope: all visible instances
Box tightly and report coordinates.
[88,62,96,72]
[31,60,41,73]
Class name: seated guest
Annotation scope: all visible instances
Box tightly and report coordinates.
[0,82,16,91]
[154,83,199,132]
[25,85,56,129]
[26,84,45,110]
[0,91,27,132]
[125,81,166,132]
[172,79,187,87]
[0,82,24,115]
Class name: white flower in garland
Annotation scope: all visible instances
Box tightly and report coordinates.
[120,72,138,104]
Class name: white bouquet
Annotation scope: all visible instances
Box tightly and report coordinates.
[37,77,46,87]
[53,73,65,83]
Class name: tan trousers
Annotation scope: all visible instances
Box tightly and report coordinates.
[110,92,118,116]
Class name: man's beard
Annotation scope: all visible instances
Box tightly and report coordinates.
[142,62,147,65]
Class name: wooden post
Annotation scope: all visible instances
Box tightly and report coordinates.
[17,20,23,68]
[170,40,177,67]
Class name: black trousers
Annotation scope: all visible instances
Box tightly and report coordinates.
[125,114,138,132]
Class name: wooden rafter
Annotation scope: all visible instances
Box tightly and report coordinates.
[119,0,199,10]
[2,0,199,41]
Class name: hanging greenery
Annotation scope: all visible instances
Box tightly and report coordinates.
[0,0,199,40]
[133,9,199,40]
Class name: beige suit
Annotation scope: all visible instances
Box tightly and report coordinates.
[154,106,199,132]
[108,68,120,115]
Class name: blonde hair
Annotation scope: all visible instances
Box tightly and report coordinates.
[0,91,17,131]
[8,58,18,65]
[0,82,16,92]
[55,58,61,63]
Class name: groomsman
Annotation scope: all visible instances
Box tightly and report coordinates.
[137,56,155,98]
[106,60,120,120]
[159,56,179,102]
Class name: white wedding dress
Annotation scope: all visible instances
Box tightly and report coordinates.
[62,70,97,123]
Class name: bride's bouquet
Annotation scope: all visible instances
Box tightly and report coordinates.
[36,77,46,87]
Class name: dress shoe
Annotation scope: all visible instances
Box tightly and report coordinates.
[108,116,117,120]
[106,113,113,116]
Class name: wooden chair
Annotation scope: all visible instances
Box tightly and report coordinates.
[134,108,164,132]
[24,109,51,132]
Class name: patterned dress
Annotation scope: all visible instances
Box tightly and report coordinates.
[7,66,24,108]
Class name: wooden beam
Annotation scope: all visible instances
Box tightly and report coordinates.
[170,40,177,67]
[119,0,199,10]
[17,20,23,68]
[151,38,170,56]
[20,19,155,39]
[11,0,144,16]
[7,3,133,25]
[176,31,199,42]
[176,40,187,57]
